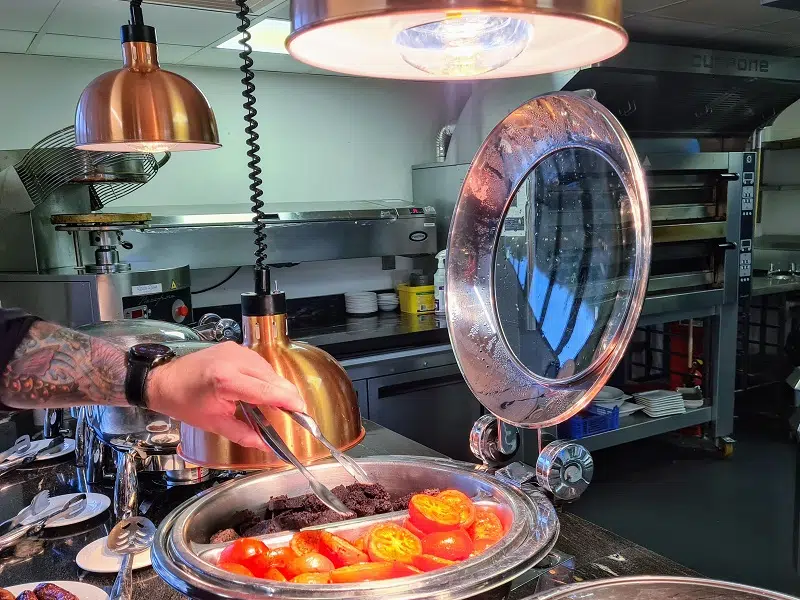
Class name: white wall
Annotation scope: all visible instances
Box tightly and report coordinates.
[0,53,446,207]
[760,102,800,237]
[0,53,446,301]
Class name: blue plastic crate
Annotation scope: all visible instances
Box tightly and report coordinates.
[558,404,620,440]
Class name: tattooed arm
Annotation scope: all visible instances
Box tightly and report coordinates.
[0,321,127,409]
[0,317,306,449]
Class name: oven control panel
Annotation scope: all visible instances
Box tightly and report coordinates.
[738,152,756,298]
[122,287,192,324]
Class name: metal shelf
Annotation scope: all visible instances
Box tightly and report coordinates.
[573,407,713,452]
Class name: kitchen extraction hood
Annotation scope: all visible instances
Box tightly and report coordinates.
[561,43,800,138]
[446,43,800,163]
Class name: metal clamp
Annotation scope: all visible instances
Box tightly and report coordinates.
[114,448,139,520]
[469,415,520,467]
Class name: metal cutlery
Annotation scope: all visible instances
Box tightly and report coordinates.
[239,402,353,516]
[107,517,156,600]
[0,490,51,534]
[0,435,31,463]
[37,436,68,459]
[284,409,373,484]
[0,455,36,478]
[0,493,87,550]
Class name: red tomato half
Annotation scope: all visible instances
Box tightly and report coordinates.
[408,494,461,534]
[330,562,395,583]
[284,552,335,579]
[422,529,473,561]
[291,572,331,584]
[218,562,254,577]
[290,531,323,556]
[437,490,476,529]
[218,538,268,568]
[411,553,457,572]
[367,523,423,564]
[319,531,369,567]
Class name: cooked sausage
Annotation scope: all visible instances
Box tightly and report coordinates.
[0,588,15,600]
[15,591,37,600]
[33,584,78,600]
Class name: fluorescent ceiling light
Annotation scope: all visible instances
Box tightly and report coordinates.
[218,18,290,54]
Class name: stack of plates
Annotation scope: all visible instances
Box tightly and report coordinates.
[345,292,378,315]
[593,386,641,418]
[632,389,687,417]
[378,293,399,312]
[593,386,626,408]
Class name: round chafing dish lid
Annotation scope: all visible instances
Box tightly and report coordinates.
[520,577,796,600]
[77,320,201,348]
[446,91,651,429]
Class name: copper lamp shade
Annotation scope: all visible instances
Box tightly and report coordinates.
[179,292,364,470]
[75,4,219,152]
[287,0,627,80]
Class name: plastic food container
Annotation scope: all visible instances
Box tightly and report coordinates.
[398,283,436,314]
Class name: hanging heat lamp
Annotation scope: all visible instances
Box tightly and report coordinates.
[75,0,220,152]
[287,0,626,80]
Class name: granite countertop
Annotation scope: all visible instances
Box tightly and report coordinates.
[0,421,696,598]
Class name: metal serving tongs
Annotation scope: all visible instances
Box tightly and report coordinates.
[238,402,353,516]
[0,493,87,550]
[282,409,373,484]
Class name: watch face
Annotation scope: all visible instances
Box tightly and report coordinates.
[131,343,174,360]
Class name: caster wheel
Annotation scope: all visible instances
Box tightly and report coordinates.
[720,442,734,458]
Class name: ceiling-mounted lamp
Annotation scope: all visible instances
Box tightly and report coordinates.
[287,0,627,80]
[75,0,220,152]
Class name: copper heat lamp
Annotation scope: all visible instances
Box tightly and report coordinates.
[287,0,627,80]
[75,0,220,152]
[178,0,363,470]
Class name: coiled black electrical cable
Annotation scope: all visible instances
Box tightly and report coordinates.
[235,0,268,292]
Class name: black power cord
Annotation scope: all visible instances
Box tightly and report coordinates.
[192,267,242,294]
[235,0,270,295]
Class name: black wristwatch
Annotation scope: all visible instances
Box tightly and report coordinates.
[125,343,176,408]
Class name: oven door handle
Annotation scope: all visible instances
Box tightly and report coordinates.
[719,241,738,251]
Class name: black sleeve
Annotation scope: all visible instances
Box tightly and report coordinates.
[0,308,41,377]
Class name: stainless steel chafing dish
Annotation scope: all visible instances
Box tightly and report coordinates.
[152,457,559,600]
[520,576,798,600]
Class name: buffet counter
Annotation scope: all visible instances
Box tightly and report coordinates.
[0,421,696,597]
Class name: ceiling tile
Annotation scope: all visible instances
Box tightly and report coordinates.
[749,16,800,34]
[32,33,202,63]
[705,28,800,53]
[623,0,687,14]
[651,0,798,28]
[624,13,731,42]
[46,0,238,46]
[0,30,35,53]
[263,1,289,21]
[0,0,60,33]
[179,46,315,73]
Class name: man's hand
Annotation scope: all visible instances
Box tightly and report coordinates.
[146,342,305,450]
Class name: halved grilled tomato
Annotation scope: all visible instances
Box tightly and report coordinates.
[437,490,476,529]
[367,523,423,564]
[392,562,424,577]
[468,507,504,545]
[421,529,473,561]
[264,567,288,581]
[218,562,254,577]
[265,546,298,571]
[284,552,335,579]
[218,538,268,568]
[291,572,331,584]
[408,494,461,534]
[319,531,369,567]
[330,562,395,583]
[403,518,427,540]
[290,531,323,556]
[411,553,458,572]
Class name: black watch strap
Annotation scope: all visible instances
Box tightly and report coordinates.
[125,357,151,408]
[125,344,174,408]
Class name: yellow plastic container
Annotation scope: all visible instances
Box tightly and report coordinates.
[398,283,436,314]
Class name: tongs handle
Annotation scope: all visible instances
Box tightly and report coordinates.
[239,403,352,517]
[285,410,372,484]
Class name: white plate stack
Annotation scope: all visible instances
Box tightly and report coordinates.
[378,293,399,312]
[592,386,641,418]
[632,389,687,417]
[345,292,378,315]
